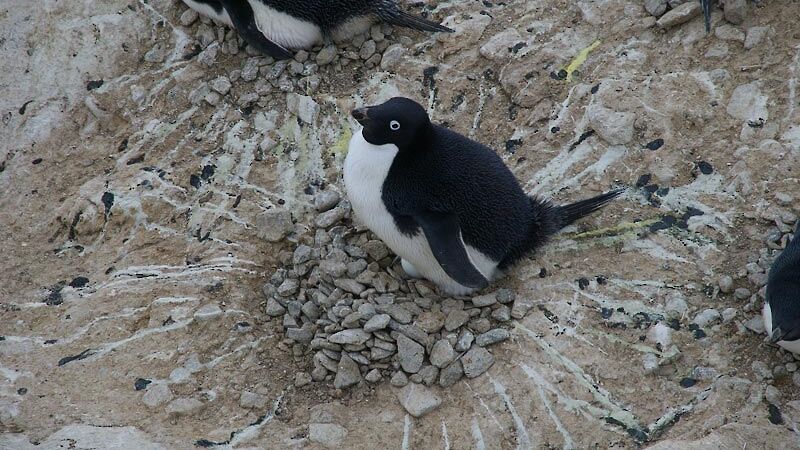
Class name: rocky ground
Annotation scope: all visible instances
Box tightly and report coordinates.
[2,0,800,448]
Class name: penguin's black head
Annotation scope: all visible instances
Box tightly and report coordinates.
[352,97,430,150]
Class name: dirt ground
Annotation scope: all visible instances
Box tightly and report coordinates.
[2,0,800,448]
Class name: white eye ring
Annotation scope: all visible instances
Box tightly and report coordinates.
[390,120,401,131]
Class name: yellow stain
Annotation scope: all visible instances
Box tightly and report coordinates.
[563,40,601,82]
[331,127,353,156]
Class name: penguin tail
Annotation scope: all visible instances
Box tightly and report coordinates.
[554,188,625,229]
[378,9,454,33]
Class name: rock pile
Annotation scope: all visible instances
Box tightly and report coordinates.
[261,190,533,398]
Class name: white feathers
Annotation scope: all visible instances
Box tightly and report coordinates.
[182,0,232,27]
[249,2,323,49]
[343,129,499,296]
[763,302,800,354]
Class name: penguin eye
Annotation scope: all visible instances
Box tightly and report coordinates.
[389,120,401,131]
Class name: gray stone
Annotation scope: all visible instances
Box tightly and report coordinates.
[417,365,439,386]
[179,8,199,26]
[241,58,260,81]
[491,305,511,322]
[194,303,222,321]
[364,314,391,332]
[286,324,315,344]
[316,45,337,66]
[722,308,738,323]
[380,44,406,71]
[718,275,734,293]
[752,360,772,380]
[734,288,751,300]
[586,104,635,145]
[439,360,464,387]
[396,383,442,418]
[314,190,340,212]
[644,0,667,17]
[444,309,470,331]
[496,289,515,304]
[462,347,495,378]
[656,2,701,28]
[397,334,424,373]
[142,383,172,407]
[277,278,299,297]
[302,302,321,321]
[724,0,747,25]
[293,245,313,265]
[430,339,456,368]
[328,329,370,345]
[365,369,382,383]
[295,372,312,387]
[334,279,365,295]
[312,367,328,382]
[727,82,768,123]
[476,328,511,347]
[265,298,286,317]
[468,318,492,334]
[380,304,413,324]
[715,24,745,42]
[693,309,721,327]
[479,29,525,61]
[647,323,673,348]
[390,370,409,387]
[333,354,362,389]
[309,423,348,448]
[415,311,445,333]
[511,300,533,319]
[315,207,346,228]
[471,294,496,307]
[256,210,293,242]
[363,240,390,261]
[166,397,203,415]
[455,330,475,352]
[744,26,769,49]
[209,76,231,95]
[239,391,267,409]
[743,316,766,334]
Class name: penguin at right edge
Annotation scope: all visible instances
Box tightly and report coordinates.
[763,222,800,353]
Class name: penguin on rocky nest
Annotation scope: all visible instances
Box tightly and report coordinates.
[181,0,452,60]
[763,222,800,353]
[343,97,624,296]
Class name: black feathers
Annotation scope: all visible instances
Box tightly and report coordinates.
[555,189,626,229]
[767,224,800,342]
[701,0,713,33]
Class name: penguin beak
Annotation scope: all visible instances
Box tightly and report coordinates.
[351,107,370,126]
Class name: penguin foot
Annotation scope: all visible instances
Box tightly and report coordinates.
[401,259,422,279]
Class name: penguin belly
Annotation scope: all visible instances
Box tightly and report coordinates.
[344,131,499,296]
[763,302,800,354]
[250,2,323,49]
[182,0,232,27]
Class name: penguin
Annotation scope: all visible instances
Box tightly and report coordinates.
[343,97,624,296]
[701,0,713,33]
[763,223,800,353]
[181,0,452,60]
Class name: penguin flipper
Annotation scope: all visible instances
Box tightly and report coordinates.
[378,9,454,33]
[221,0,293,59]
[413,210,488,289]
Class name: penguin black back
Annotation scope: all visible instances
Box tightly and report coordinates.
[767,224,800,342]
[371,98,622,269]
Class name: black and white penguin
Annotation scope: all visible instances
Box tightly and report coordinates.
[181,0,451,60]
[343,97,624,296]
[763,223,800,353]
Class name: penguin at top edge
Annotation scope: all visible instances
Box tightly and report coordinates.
[181,0,452,60]
[343,97,624,296]
[763,222,800,353]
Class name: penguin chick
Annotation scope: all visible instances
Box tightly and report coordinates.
[181,0,452,60]
[343,97,624,296]
[763,223,800,353]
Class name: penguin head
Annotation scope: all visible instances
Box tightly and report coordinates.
[352,97,430,150]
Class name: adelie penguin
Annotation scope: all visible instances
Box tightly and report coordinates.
[343,97,624,296]
[181,0,452,60]
[763,222,800,353]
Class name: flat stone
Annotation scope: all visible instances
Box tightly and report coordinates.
[718,275,734,293]
[333,279,365,295]
[166,397,203,415]
[314,190,340,212]
[430,339,456,368]
[363,240,389,261]
[439,360,464,387]
[390,370,409,387]
[415,311,445,333]
[586,104,635,145]
[455,330,475,352]
[256,210,293,242]
[744,316,766,334]
[656,2,701,28]
[315,208,346,228]
[309,423,348,448]
[476,328,510,347]
[396,383,442,418]
[444,309,470,331]
[142,383,172,407]
[693,309,722,327]
[380,304,413,324]
[286,324,314,344]
[295,372,312,387]
[277,278,299,297]
[328,329,370,345]
[491,305,511,322]
[365,369,382,383]
[333,354,362,389]
[644,0,667,17]
[363,314,391,332]
[193,304,222,321]
[462,347,495,378]
[397,333,424,373]
[265,298,286,317]
[471,294,496,307]
[744,26,769,49]
[239,391,267,409]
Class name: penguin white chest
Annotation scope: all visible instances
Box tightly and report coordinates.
[182,0,232,27]
[763,302,800,354]
[250,2,323,49]
[343,130,498,296]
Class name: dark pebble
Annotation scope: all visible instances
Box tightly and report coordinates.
[17,388,27,395]
[577,277,590,290]
[190,174,201,189]
[635,174,652,188]
[505,139,522,154]
[601,307,613,319]
[201,164,216,180]
[69,277,89,288]
[101,192,114,214]
[768,403,784,425]
[679,377,697,388]
[645,139,664,151]
[134,378,152,391]
[697,161,713,175]
[32,158,42,165]
[86,80,104,91]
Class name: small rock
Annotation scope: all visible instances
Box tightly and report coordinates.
[362,240,389,261]
[316,45,337,66]
[743,316,765,334]
[380,44,406,71]
[430,340,456,368]
[179,8,199,26]
[656,2,701,28]
[194,304,223,321]
[444,309,470,331]
[365,369,382,383]
[718,275,734,293]
[416,311,445,334]
[471,294,496,307]
[256,210,293,242]
[333,354,362,389]
[397,334,425,373]
[455,330,475,352]
[744,26,769,49]
[396,383,442,418]
[734,288,751,300]
[314,191,340,212]
[265,298,286,317]
[390,371,409,387]
[309,423,348,448]
[277,279,300,297]
[364,314,391,332]
[511,301,533,319]
[496,289,515,304]
[765,385,781,404]
[491,305,511,322]
[295,372,312,387]
[142,383,172,407]
[166,397,203,415]
[239,391,268,409]
[328,329,370,345]
[752,360,772,381]
[476,328,510,347]
[586,104,635,145]
[715,24,745,42]
[727,82,768,123]
[647,322,673,348]
[334,279,365,295]
[209,76,232,95]
[462,347,495,378]
[724,0,747,25]
[722,308,738,323]
[315,208,346,228]
[439,360,464,387]
[644,0,667,17]
[693,309,721,327]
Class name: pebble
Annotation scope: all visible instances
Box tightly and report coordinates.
[397,334,424,373]
[179,8,199,26]
[380,44,405,71]
[644,0,667,17]
[439,360,464,387]
[315,45,337,66]
[365,369,382,383]
[471,293,497,307]
[455,330,475,352]
[496,289,515,304]
[444,309,470,331]
[647,322,673,348]
[752,360,773,381]
[363,314,391,332]
[142,383,172,407]
[414,365,439,386]
[315,208,346,228]
[334,279,365,295]
[744,26,769,49]
[390,371,409,387]
[239,391,267,409]
[430,340,456,368]
[743,316,765,334]
[462,347,495,378]
[491,305,511,322]
[693,309,721,327]
[295,372,312,387]
[166,398,203,416]
[734,288,751,300]
[656,2,701,28]
[715,24,745,42]
[586,104,634,145]
[794,372,800,387]
[209,76,232,95]
[724,0,747,24]
[309,423,348,448]
[396,383,442,418]
[256,210,293,242]
[416,311,445,333]
[334,354,362,389]
[721,308,738,323]
[314,190,341,212]
[727,82,768,123]
[328,329,370,345]
[476,328,510,347]
[718,275,734,294]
